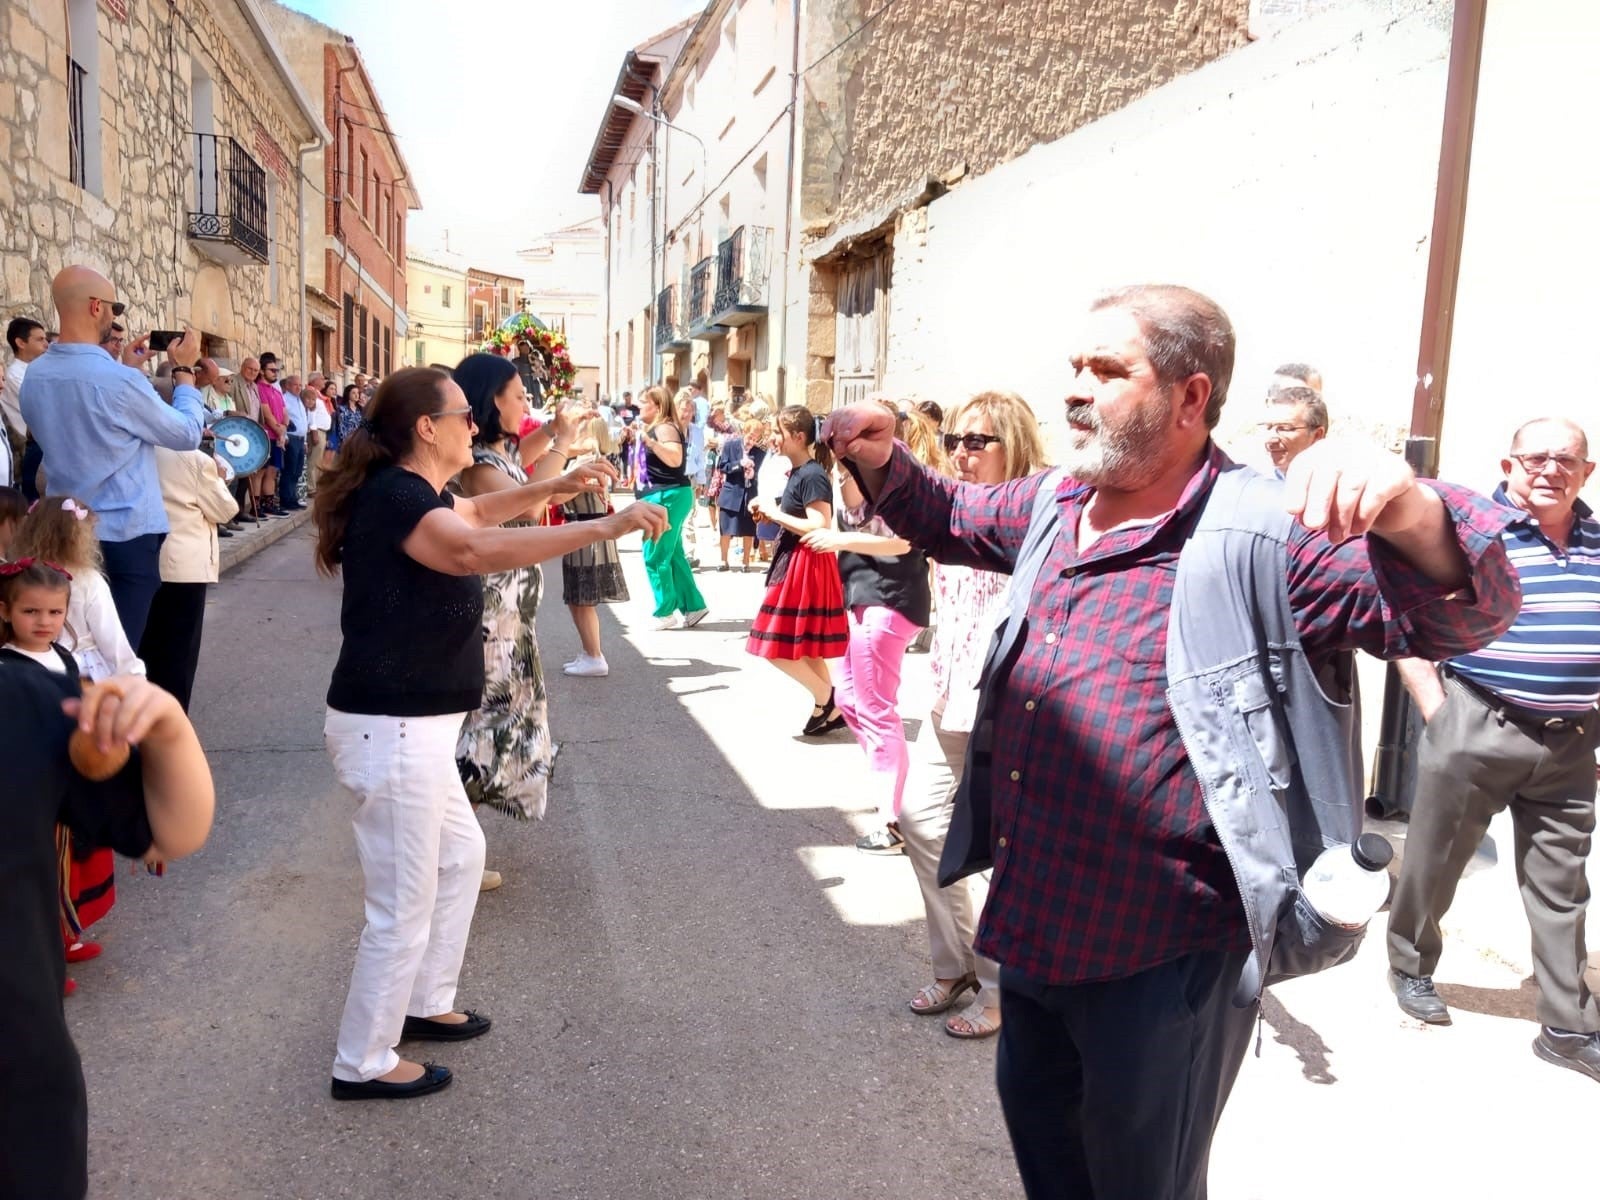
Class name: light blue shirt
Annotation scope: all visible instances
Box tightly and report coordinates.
[282,390,308,438]
[685,394,710,478]
[20,343,205,541]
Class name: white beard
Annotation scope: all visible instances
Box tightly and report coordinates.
[1060,395,1173,487]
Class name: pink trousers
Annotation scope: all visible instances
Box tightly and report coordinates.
[835,604,922,823]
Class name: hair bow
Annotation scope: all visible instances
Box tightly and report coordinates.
[61,498,90,521]
[0,557,73,581]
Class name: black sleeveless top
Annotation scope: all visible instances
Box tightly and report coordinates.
[642,425,690,490]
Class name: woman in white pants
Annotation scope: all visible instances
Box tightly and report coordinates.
[312,367,668,1100]
[900,391,1048,1040]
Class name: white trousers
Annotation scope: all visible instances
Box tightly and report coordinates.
[900,714,1001,997]
[324,708,486,1082]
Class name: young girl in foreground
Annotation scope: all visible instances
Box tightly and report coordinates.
[746,406,849,733]
[9,498,149,971]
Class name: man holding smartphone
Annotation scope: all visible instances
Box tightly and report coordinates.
[21,266,206,646]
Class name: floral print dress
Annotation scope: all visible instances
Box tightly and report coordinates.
[455,446,553,820]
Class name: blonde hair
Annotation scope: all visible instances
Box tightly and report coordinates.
[644,384,683,431]
[876,399,946,473]
[587,414,616,456]
[946,391,1049,483]
[11,495,103,574]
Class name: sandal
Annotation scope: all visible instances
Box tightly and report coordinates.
[944,997,1002,1040]
[909,972,978,1015]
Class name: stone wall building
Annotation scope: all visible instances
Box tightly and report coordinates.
[267,0,416,384]
[794,0,1250,410]
[0,0,326,363]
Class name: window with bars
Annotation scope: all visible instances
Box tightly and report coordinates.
[68,58,88,188]
[371,315,380,371]
[383,327,391,376]
[342,295,355,364]
[358,304,369,371]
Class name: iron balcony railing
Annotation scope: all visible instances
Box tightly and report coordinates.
[654,284,683,352]
[687,257,715,332]
[187,133,269,264]
[712,225,772,316]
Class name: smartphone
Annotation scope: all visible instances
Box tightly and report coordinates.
[148,330,184,352]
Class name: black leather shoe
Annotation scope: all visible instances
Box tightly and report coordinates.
[1389,970,1452,1025]
[401,1010,492,1042]
[1533,1026,1600,1083]
[330,1062,452,1101]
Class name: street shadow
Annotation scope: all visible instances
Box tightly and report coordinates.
[1260,992,1338,1085]
[1436,975,1539,1022]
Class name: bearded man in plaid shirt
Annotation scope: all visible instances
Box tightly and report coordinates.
[825,284,1520,1200]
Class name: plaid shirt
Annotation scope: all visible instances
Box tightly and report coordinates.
[874,443,1520,986]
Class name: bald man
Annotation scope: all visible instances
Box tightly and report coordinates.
[1387,417,1600,1084]
[20,266,206,646]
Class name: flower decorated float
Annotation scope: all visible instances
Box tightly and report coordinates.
[482,313,577,403]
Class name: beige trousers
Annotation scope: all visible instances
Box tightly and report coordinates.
[900,713,1001,996]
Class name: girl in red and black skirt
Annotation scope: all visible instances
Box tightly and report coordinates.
[747,405,849,735]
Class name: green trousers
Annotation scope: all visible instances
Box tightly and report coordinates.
[638,486,706,618]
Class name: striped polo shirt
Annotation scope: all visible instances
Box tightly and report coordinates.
[1450,488,1600,716]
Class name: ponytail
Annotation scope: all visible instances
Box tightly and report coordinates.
[313,367,451,575]
[777,404,833,473]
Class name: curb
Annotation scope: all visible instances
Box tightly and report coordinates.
[221,508,313,575]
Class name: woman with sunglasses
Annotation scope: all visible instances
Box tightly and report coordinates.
[451,354,590,842]
[313,367,664,1101]
[900,390,1048,1041]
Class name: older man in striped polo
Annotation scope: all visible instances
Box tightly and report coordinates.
[1388,416,1600,1083]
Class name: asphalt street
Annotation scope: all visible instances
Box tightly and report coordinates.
[68,516,1596,1200]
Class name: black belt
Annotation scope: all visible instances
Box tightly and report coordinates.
[1445,668,1593,733]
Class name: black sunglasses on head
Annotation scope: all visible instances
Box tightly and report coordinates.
[943,432,1004,454]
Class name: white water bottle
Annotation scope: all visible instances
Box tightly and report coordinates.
[1301,833,1394,929]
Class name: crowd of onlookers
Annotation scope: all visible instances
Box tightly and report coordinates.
[0,268,385,1001]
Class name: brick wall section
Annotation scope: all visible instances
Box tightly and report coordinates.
[804,0,1250,236]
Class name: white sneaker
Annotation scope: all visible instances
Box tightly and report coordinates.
[654,614,684,630]
[680,608,709,628]
[480,869,503,892]
[563,655,609,677]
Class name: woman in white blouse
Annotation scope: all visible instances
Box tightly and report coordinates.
[139,446,239,709]
[900,391,1049,1041]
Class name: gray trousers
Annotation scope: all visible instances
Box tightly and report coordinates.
[1387,672,1600,1031]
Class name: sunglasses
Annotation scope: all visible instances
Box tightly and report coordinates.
[943,432,1004,454]
[92,297,126,317]
[430,406,476,424]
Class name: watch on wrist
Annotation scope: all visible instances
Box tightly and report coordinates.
[171,366,195,377]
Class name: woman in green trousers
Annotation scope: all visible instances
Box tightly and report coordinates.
[636,385,708,630]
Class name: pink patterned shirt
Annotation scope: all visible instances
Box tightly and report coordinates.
[929,561,1010,733]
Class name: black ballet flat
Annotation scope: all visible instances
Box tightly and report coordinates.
[401,1010,492,1042]
[330,1062,452,1101]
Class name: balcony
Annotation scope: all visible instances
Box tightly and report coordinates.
[187,133,269,266]
[686,256,722,339]
[709,225,772,328]
[654,284,689,353]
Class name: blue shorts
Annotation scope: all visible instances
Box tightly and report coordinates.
[269,445,285,470]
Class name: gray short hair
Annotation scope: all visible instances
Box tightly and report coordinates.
[1267,383,1328,432]
[1091,285,1236,428]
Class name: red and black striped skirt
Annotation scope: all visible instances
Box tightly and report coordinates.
[747,545,848,661]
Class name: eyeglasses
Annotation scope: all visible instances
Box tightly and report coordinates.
[430,406,476,424]
[263,365,279,373]
[1511,452,1587,475]
[1259,422,1311,436]
[91,297,126,317]
[943,432,1004,454]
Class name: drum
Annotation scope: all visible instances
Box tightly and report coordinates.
[211,415,271,476]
